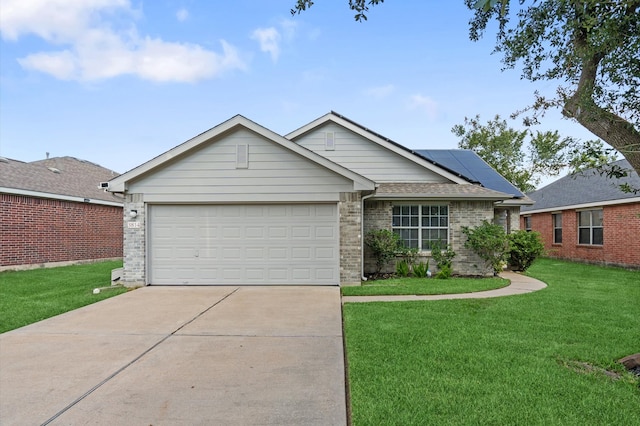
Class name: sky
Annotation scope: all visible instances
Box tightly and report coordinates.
[0,0,601,186]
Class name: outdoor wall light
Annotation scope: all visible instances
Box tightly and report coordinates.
[129,209,138,218]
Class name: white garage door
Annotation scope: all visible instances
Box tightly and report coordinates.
[148,204,339,285]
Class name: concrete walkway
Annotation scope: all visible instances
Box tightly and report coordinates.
[0,286,346,425]
[341,271,547,303]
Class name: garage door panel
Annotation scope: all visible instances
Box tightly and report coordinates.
[149,204,339,285]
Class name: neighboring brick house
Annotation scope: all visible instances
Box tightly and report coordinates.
[521,159,640,268]
[1,156,124,270]
[106,112,532,287]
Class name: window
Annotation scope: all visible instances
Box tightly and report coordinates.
[524,216,532,231]
[552,213,562,244]
[578,209,603,245]
[392,205,448,250]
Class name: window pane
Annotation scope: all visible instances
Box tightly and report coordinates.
[401,205,410,215]
[411,217,419,226]
[430,217,439,227]
[554,229,562,244]
[553,214,562,227]
[411,205,419,215]
[593,228,603,245]
[440,217,448,227]
[579,228,590,244]
[440,206,448,215]
[429,206,438,215]
[392,206,400,215]
[593,210,603,226]
[579,211,591,226]
[392,216,400,227]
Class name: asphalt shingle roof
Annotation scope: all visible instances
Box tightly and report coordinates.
[0,156,123,204]
[521,159,640,212]
[375,183,512,200]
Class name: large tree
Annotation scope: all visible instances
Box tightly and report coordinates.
[291,0,640,175]
[452,115,613,192]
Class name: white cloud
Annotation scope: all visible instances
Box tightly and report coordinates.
[408,94,439,121]
[0,0,246,82]
[364,84,395,98]
[176,8,189,22]
[251,27,281,62]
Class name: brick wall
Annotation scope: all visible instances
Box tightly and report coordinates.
[1,194,122,268]
[362,199,497,276]
[122,194,145,286]
[521,202,640,268]
[339,192,362,285]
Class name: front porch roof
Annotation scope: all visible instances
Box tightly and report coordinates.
[372,183,512,201]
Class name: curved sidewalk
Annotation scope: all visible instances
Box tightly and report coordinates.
[341,271,547,303]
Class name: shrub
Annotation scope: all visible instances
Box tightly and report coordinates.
[413,260,429,278]
[462,221,509,275]
[430,240,456,279]
[365,229,401,273]
[508,230,545,271]
[396,260,410,277]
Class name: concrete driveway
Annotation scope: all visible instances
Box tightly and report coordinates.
[0,286,347,425]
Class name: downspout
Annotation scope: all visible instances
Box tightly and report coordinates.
[361,192,376,281]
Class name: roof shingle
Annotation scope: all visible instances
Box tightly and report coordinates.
[0,156,123,204]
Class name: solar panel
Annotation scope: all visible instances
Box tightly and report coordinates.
[416,149,524,197]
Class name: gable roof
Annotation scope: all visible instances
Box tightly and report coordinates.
[286,111,471,185]
[107,114,376,192]
[415,149,526,198]
[0,156,123,206]
[521,159,640,213]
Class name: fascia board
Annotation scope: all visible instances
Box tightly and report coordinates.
[521,196,640,215]
[1,187,124,207]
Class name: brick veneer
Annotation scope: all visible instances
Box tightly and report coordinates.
[363,199,498,276]
[521,202,640,268]
[1,194,122,268]
[122,194,145,285]
[339,192,362,285]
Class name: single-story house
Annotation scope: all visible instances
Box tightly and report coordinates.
[106,112,532,286]
[0,156,124,270]
[521,159,640,268]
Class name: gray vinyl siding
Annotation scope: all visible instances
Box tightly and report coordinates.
[295,123,451,183]
[127,128,355,202]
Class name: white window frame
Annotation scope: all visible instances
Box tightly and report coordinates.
[552,212,562,244]
[391,204,449,251]
[577,209,603,245]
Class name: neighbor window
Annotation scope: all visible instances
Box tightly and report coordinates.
[552,213,562,244]
[578,209,603,245]
[392,205,448,250]
[524,216,532,232]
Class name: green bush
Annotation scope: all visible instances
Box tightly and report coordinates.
[413,260,429,278]
[365,229,401,273]
[508,230,545,271]
[430,240,456,279]
[396,260,410,277]
[462,221,509,275]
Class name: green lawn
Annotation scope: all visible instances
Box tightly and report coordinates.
[341,276,509,296]
[0,261,127,333]
[343,259,640,425]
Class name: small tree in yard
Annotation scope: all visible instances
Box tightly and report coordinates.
[364,229,400,274]
[508,230,545,272]
[462,221,509,276]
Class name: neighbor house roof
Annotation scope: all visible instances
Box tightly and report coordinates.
[0,156,124,206]
[521,159,640,214]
